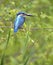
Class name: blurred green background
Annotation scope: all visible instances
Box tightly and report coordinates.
[0,0,53,65]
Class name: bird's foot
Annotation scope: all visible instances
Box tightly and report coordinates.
[20,28,26,32]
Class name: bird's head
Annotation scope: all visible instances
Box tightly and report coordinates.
[17,12,33,17]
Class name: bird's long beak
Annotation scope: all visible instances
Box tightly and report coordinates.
[25,13,34,17]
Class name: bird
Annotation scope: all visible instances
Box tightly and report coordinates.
[14,12,33,32]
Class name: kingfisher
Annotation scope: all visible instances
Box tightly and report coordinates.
[14,12,33,32]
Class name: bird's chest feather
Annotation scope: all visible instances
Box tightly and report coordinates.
[14,16,25,27]
[17,16,25,26]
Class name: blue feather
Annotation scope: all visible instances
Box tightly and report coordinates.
[14,15,25,32]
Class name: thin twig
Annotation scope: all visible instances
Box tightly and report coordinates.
[0,26,53,30]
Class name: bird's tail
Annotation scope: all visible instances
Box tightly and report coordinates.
[14,29,18,32]
[14,27,18,32]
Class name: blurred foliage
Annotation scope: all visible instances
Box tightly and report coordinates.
[0,0,53,65]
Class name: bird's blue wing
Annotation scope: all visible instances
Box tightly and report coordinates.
[14,16,25,32]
